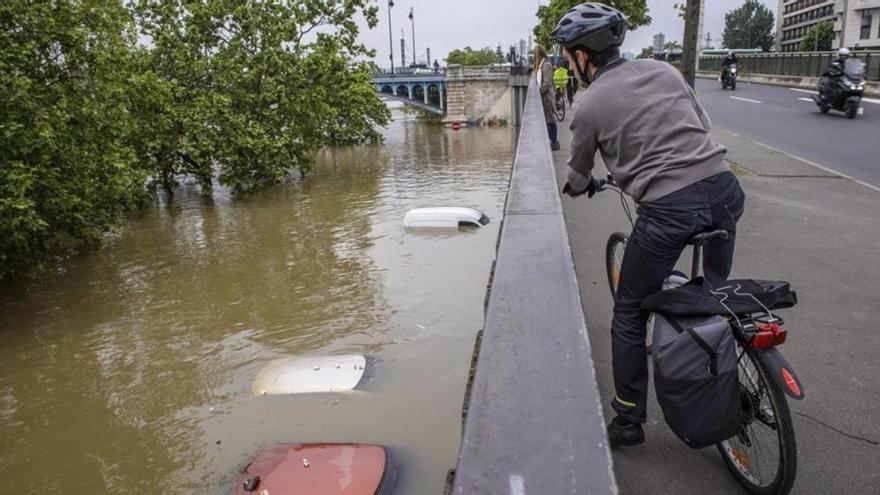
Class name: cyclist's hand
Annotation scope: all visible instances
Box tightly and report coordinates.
[562,177,600,198]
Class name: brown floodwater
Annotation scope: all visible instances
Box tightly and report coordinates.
[0,105,514,493]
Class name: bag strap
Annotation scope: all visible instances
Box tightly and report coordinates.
[662,314,719,376]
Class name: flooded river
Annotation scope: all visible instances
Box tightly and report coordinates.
[0,106,514,493]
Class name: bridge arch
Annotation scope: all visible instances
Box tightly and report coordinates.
[428,84,442,107]
[380,85,393,94]
[411,84,425,102]
[396,84,410,98]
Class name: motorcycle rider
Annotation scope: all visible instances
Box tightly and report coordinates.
[721,50,737,81]
[722,50,737,68]
[819,48,851,100]
[554,3,744,447]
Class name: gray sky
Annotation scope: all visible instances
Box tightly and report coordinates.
[356,0,778,66]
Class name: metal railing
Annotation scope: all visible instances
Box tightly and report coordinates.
[700,51,880,81]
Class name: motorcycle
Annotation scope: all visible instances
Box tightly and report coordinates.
[721,63,737,90]
[812,58,865,119]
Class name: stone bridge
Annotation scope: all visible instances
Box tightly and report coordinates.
[372,65,529,125]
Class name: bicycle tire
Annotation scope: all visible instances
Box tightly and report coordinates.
[605,232,628,299]
[717,346,797,495]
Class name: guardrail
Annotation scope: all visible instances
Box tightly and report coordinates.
[700,51,880,81]
[451,76,616,494]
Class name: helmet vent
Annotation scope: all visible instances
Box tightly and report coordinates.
[581,12,603,18]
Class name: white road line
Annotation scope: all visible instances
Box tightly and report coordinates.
[730,96,762,104]
[862,97,880,105]
[509,475,525,495]
[797,97,814,102]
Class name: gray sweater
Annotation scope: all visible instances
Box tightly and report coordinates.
[567,59,728,203]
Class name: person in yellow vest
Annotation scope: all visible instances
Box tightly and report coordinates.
[553,63,569,105]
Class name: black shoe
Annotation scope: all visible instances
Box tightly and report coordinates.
[607,416,645,448]
[551,141,561,151]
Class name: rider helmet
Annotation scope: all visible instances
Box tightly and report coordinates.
[838,47,851,59]
[728,50,734,56]
[551,3,627,52]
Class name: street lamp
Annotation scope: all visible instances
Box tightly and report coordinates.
[387,1,394,75]
[409,7,416,66]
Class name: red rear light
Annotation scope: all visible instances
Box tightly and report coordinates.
[781,367,801,396]
[751,322,787,349]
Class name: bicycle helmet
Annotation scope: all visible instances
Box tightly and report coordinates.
[551,3,627,52]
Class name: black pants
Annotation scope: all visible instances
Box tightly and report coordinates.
[611,171,745,423]
[566,78,577,104]
[546,121,558,144]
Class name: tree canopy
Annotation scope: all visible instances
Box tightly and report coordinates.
[722,0,775,51]
[534,0,651,50]
[445,47,504,66]
[801,21,835,52]
[0,0,389,281]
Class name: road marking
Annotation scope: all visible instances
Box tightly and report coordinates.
[509,475,525,495]
[863,97,880,105]
[797,97,813,102]
[729,96,762,104]
[721,128,880,194]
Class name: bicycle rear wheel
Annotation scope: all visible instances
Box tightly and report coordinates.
[717,345,797,495]
[555,94,566,121]
[605,232,627,299]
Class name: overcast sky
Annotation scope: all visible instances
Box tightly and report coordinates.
[356,0,778,66]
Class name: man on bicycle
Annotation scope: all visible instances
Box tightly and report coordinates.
[554,3,746,448]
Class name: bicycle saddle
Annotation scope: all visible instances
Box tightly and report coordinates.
[687,229,729,246]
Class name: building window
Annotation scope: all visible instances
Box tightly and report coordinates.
[861,11,872,40]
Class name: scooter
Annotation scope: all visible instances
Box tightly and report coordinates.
[721,64,737,90]
[812,60,865,119]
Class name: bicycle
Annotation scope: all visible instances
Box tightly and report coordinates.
[599,175,801,495]
[554,87,566,121]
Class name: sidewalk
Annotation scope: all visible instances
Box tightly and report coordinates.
[552,116,880,494]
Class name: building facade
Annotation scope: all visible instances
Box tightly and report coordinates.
[777,0,839,52]
[835,0,880,50]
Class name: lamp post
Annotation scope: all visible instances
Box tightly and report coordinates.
[387,1,395,75]
[409,7,416,66]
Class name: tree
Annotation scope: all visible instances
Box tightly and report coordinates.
[722,0,775,51]
[0,0,150,280]
[445,47,503,65]
[665,40,682,50]
[638,46,654,59]
[674,2,686,19]
[800,21,835,52]
[534,0,651,49]
[0,0,391,280]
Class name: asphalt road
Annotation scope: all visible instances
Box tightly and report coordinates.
[695,78,880,189]
[552,112,880,494]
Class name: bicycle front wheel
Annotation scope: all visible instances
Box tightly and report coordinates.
[605,232,627,299]
[717,346,797,495]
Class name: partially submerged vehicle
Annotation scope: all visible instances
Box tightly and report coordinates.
[235,443,395,495]
[403,207,489,229]
[252,355,366,396]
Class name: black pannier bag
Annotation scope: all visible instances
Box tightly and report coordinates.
[652,313,742,449]
[642,277,797,317]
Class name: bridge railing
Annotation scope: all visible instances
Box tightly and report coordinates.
[451,75,616,494]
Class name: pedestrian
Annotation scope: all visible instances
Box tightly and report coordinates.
[555,3,744,447]
[533,45,560,150]
[433,59,440,73]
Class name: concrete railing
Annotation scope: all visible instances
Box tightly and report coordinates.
[700,51,880,81]
[452,76,616,494]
